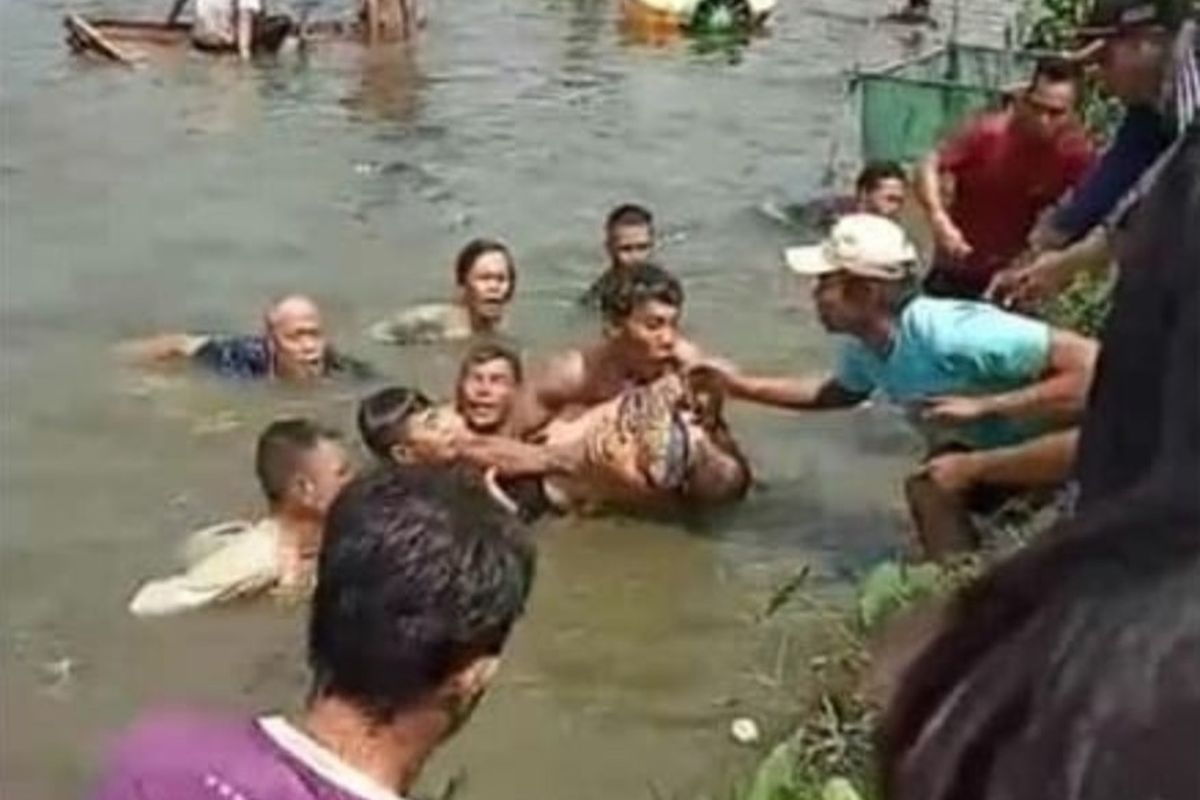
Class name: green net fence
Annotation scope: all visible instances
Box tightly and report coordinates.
[854,44,1042,163]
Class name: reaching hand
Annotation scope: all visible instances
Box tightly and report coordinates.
[922,395,991,424]
[985,251,1072,310]
[920,451,981,493]
[934,219,974,261]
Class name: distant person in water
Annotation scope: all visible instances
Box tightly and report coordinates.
[181,0,294,60]
[119,294,375,382]
[92,465,535,800]
[579,203,656,309]
[128,419,355,617]
[370,238,516,345]
[764,160,908,231]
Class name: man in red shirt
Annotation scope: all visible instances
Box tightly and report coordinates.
[916,57,1096,299]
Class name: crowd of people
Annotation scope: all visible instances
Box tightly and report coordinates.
[88,0,1199,798]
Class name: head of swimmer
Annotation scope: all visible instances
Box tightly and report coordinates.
[263,295,329,380]
[255,418,356,522]
[601,262,685,373]
[854,161,907,220]
[604,203,655,275]
[455,344,523,435]
[455,239,516,329]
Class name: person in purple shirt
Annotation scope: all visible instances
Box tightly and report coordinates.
[89,464,535,800]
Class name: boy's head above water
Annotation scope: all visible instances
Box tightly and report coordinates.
[255,418,354,520]
[454,238,516,327]
[604,203,655,274]
[600,261,685,371]
[455,343,523,435]
[357,386,435,463]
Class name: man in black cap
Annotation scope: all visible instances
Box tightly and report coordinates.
[1069,0,1199,508]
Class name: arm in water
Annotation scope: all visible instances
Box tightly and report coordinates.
[114,334,210,364]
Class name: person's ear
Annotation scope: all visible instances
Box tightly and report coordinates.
[449,655,501,700]
[389,443,414,464]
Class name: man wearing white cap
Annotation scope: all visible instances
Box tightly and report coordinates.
[706,215,1098,556]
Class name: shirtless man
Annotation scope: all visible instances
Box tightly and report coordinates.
[119,294,374,382]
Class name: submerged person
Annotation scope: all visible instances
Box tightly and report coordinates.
[92,465,535,800]
[370,238,516,345]
[179,0,294,60]
[579,203,657,309]
[128,419,355,617]
[119,294,375,382]
[762,160,909,231]
[704,215,1097,558]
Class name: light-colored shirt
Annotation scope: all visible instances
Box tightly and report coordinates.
[192,0,262,47]
[128,518,281,617]
[833,296,1051,450]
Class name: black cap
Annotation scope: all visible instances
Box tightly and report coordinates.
[1077,0,1194,39]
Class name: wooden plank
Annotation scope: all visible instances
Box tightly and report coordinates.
[63,14,140,66]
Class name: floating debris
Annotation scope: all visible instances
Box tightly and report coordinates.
[730,716,761,745]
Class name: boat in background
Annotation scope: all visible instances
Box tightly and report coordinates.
[620,0,776,39]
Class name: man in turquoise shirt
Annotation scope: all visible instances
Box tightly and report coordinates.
[706,215,1097,557]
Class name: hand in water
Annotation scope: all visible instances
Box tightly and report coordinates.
[922,395,990,424]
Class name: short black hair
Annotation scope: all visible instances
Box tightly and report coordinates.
[255,418,341,506]
[880,471,1200,800]
[599,261,685,323]
[1030,55,1082,90]
[605,203,654,235]
[855,160,907,195]
[308,464,536,723]
[459,342,524,385]
[356,387,433,462]
[454,238,516,301]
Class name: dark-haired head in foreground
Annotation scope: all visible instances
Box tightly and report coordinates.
[880,469,1200,800]
[92,464,535,799]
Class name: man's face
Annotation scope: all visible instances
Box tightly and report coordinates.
[1015,77,1077,140]
[295,438,356,517]
[614,299,680,371]
[858,178,907,220]
[462,251,513,323]
[457,358,519,434]
[401,407,466,464]
[812,272,870,333]
[605,224,654,273]
[268,303,327,380]
[1095,29,1170,103]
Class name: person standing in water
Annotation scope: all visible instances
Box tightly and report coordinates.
[119,294,375,382]
[92,465,535,800]
[128,419,356,617]
[370,238,516,345]
[175,0,294,60]
[579,204,657,309]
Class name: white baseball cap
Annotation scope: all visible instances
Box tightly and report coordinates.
[784,214,919,281]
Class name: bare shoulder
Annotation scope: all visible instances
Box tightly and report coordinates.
[530,347,589,401]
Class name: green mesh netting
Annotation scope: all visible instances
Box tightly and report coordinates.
[856,44,1040,163]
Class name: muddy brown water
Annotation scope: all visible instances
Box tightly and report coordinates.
[0,0,1013,796]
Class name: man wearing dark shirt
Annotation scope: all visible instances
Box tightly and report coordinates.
[579,203,656,309]
[916,57,1096,299]
[1070,0,1200,509]
[119,294,374,381]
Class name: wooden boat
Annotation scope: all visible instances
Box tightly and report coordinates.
[620,0,776,37]
[63,13,363,65]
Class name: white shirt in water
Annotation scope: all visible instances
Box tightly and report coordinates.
[192,0,263,47]
[127,518,282,617]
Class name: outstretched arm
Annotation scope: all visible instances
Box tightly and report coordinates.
[454,433,581,478]
[115,334,209,365]
[700,364,867,411]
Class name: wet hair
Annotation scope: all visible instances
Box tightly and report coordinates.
[600,261,685,323]
[458,342,524,385]
[454,238,516,301]
[880,470,1200,800]
[605,203,655,235]
[855,160,907,195]
[1029,56,1082,92]
[255,418,342,506]
[308,464,536,723]
[356,387,433,462]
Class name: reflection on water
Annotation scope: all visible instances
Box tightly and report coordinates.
[0,0,1017,797]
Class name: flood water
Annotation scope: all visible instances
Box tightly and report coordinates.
[1,0,1011,797]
